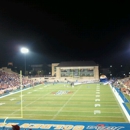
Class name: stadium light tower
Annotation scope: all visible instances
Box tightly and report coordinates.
[20,47,29,76]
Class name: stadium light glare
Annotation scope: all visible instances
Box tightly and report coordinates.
[21,47,29,54]
[20,47,29,76]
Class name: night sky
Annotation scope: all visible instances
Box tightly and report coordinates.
[0,1,130,68]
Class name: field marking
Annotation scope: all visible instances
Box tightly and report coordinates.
[94,110,101,114]
[0,106,120,110]
[108,84,129,122]
[0,113,124,119]
[95,104,101,107]
[0,84,43,99]
[26,85,52,118]
[95,99,100,101]
[0,83,127,122]
[0,103,5,105]
[96,95,100,97]
[95,85,101,114]
[6,90,51,118]
[21,113,124,117]
[18,109,122,113]
[10,98,16,101]
[52,86,82,120]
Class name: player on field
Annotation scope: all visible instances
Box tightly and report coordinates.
[71,82,74,88]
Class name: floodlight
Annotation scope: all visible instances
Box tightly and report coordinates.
[21,47,29,54]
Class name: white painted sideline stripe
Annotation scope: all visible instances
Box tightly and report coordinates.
[0,84,43,99]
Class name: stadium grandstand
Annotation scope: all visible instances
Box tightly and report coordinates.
[0,67,42,96]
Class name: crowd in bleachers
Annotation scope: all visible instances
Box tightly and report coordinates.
[112,77,130,96]
[0,70,38,95]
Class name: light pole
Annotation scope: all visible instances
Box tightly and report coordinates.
[21,47,29,76]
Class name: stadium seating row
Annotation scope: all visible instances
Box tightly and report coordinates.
[0,70,40,95]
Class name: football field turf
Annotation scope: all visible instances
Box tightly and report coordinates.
[0,83,128,122]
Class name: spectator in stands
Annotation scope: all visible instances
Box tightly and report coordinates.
[112,77,130,96]
[0,70,36,95]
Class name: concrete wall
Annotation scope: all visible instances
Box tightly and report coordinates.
[94,66,99,80]
[51,63,59,76]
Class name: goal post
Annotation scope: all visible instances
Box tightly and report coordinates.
[20,70,23,118]
[0,70,23,119]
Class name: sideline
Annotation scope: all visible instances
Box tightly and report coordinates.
[109,83,130,122]
[0,84,43,99]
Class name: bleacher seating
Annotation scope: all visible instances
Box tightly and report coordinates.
[0,70,38,95]
[112,77,130,96]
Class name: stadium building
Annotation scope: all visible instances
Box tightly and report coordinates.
[52,61,99,81]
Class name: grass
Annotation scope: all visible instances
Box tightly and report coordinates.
[0,83,128,122]
[126,103,130,109]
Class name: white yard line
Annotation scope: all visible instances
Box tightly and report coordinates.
[26,114,124,118]
[2,84,124,120]
[15,109,122,113]
[24,84,52,118]
[7,92,51,117]
[52,86,82,120]
[5,85,49,118]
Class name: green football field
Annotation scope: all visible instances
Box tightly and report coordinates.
[0,83,128,122]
